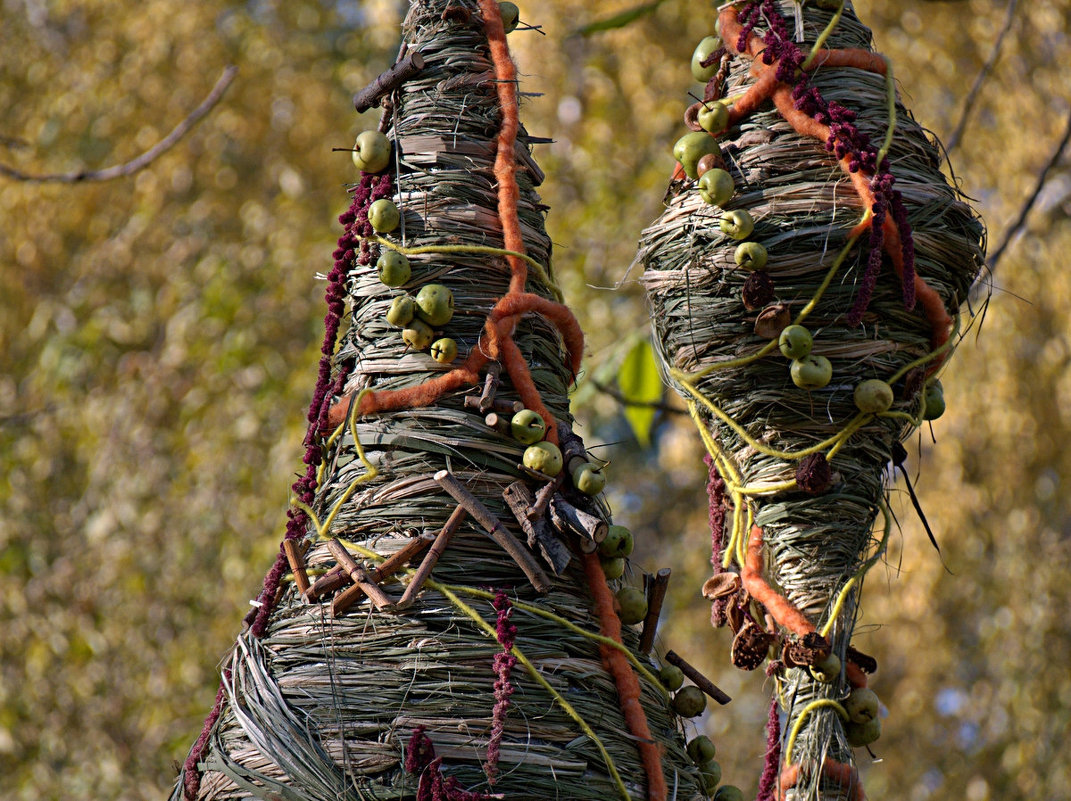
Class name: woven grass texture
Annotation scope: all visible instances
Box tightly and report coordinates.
[638,2,984,799]
[171,2,709,800]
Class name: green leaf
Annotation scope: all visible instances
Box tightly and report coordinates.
[570,0,666,37]
[617,339,663,447]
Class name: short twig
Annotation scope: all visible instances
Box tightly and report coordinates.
[434,470,551,593]
[0,65,238,183]
[638,568,671,655]
[398,505,469,608]
[665,650,732,705]
[326,538,393,612]
[353,51,426,113]
[283,539,311,596]
[331,533,434,613]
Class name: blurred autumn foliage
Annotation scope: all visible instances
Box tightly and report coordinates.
[2,1,1070,799]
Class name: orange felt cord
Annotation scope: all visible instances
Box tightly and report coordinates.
[582,551,667,801]
[741,525,816,638]
[845,661,868,689]
[779,759,865,801]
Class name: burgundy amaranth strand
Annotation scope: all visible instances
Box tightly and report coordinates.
[706,454,727,569]
[406,727,496,801]
[484,591,518,785]
[246,171,394,638]
[739,0,917,323]
[756,692,782,801]
[184,172,393,800]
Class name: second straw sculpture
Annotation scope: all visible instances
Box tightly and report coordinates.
[638,2,984,800]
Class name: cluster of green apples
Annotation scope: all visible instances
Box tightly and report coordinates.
[380,263,458,363]
[513,410,610,497]
[806,655,883,746]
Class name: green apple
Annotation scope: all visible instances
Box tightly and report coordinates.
[698,760,722,793]
[430,337,458,363]
[386,295,415,327]
[790,354,832,390]
[714,786,744,801]
[498,1,519,33]
[691,36,721,83]
[402,319,434,350]
[600,556,625,580]
[599,524,634,558]
[719,208,755,239]
[671,685,706,717]
[687,735,716,764]
[734,241,768,270]
[510,408,546,444]
[854,378,894,413]
[351,130,391,173]
[523,441,563,476]
[845,716,882,748]
[659,664,685,692]
[922,381,945,420]
[844,687,880,725]
[697,101,729,134]
[376,250,411,286]
[414,283,454,326]
[572,462,607,495]
[778,325,813,360]
[616,587,648,625]
[809,651,841,683]
[673,132,720,180]
[368,199,400,233]
[698,168,735,207]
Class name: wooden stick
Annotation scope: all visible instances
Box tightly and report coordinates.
[665,650,732,705]
[398,505,469,609]
[527,472,565,521]
[464,394,523,417]
[549,494,607,546]
[478,360,502,412]
[305,565,348,601]
[502,481,572,575]
[283,539,311,596]
[484,412,512,435]
[326,539,393,612]
[331,534,433,615]
[434,470,551,593]
[638,568,671,655]
[352,51,425,112]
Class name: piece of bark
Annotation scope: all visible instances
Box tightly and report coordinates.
[326,539,393,612]
[665,650,732,705]
[283,539,311,596]
[638,568,671,655]
[549,494,607,548]
[502,481,571,575]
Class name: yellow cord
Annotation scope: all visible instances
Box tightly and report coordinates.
[800,1,846,72]
[784,698,850,767]
[431,581,631,801]
[372,236,562,301]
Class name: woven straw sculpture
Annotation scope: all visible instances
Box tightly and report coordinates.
[172,2,717,800]
[638,2,985,800]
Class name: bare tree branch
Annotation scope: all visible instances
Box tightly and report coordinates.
[988,104,1071,273]
[945,0,1018,154]
[0,65,238,184]
[590,377,686,415]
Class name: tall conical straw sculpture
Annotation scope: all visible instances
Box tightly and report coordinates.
[172,2,715,800]
[638,2,985,799]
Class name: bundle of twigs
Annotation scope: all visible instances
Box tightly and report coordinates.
[638,2,984,799]
[171,2,712,800]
